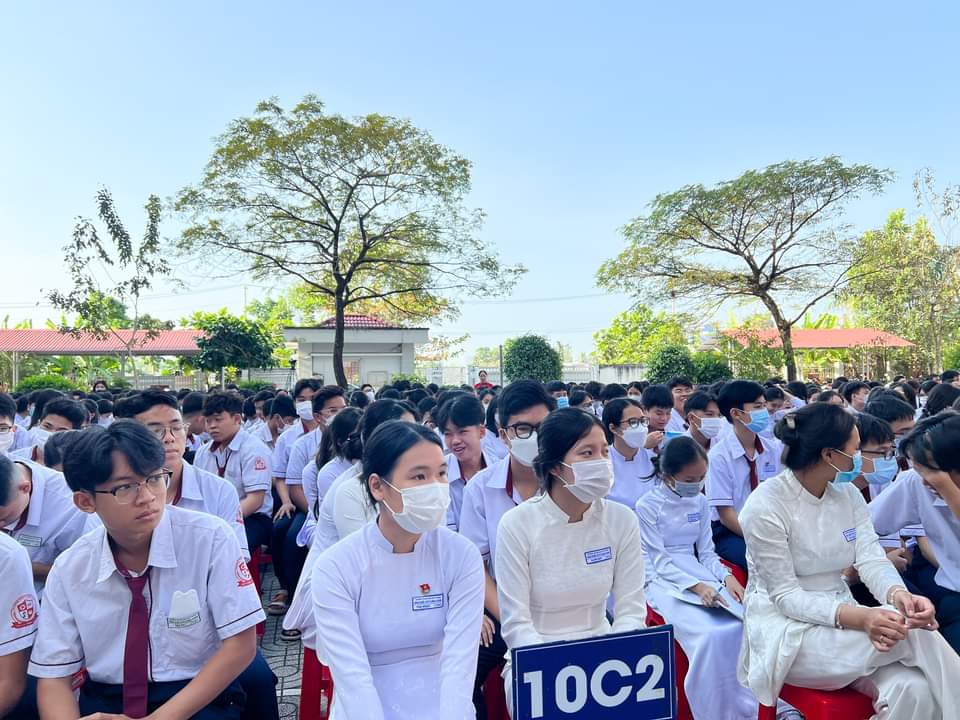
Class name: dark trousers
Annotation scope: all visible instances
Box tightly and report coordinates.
[80,678,245,719]
[244,512,273,555]
[711,520,747,571]
[238,650,280,720]
[473,612,507,720]
[270,510,309,595]
[903,551,960,654]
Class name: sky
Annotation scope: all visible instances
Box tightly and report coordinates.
[2,1,959,363]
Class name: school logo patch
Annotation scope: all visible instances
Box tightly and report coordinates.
[10,594,36,629]
[253,457,267,471]
[235,559,254,588]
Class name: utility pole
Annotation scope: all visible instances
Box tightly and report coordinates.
[498,344,504,385]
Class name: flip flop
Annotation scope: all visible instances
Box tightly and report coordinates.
[266,592,289,615]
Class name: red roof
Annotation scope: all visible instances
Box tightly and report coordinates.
[723,328,913,349]
[317,315,396,329]
[0,329,201,355]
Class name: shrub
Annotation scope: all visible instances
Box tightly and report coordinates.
[692,351,732,384]
[14,374,80,393]
[645,344,695,384]
[390,373,427,386]
[238,380,275,392]
[502,335,562,383]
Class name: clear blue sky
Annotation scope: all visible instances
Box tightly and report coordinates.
[2,1,958,361]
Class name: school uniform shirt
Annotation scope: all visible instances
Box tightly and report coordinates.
[256,421,277,451]
[242,418,264,433]
[312,519,485,720]
[480,431,509,461]
[865,468,925,550]
[14,414,31,430]
[185,431,210,454]
[193,428,273,518]
[298,456,354,548]
[870,470,960,593]
[285,427,322,489]
[29,505,265,683]
[271,420,310,481]
[666,408,687,434]
[0,533,38,656]
[333,470,377,540]
[314,464,364,554]
[706,431,781,521]
[608,443,657,510]
[11,426,35,452]
[444,448,498,532]
[7,444,41,463]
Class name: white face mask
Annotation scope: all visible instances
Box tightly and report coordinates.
[295,401,313,421]
[0,430,14,453]
[558,458,613,503]
[382,480,451,534]
[671,478,705,498]
[696,417,724,439]
[324,414,336,427]
[365,391,376,402]
[621,425,648,449]
[31,427,52,445]
[508,432,539,467]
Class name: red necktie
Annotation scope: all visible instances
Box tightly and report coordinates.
[119,569,150,718]
[745,455,758,491]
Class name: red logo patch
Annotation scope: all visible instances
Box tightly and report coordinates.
[10,594,36,629]
[419,583,431,595]
[253,457,267,471]
[236,559,254,588]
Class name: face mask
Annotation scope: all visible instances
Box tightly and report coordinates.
[556,396,569,408]
[829,449,863,484]
[621,425,648,450]
[0,430,13,453]
[864,456,898,486]
[324,414,336,427]
[509,433,539,467]
[31,427,51,445]
[918,396,928,408]
[296,401,313,421]
[671,478,704,498]
[381,480,450,534]
[696,417,724,440]
[738,408,769,434]
[558,458,613,503]
[365,391,376,402]
[97,415,113,427]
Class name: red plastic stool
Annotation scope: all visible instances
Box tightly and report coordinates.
[248,548,265,637]
[299,647,334,720]
[645,606,693,720]
[758,684,874,720]
[482,662,510,720]
[721,559,748,586]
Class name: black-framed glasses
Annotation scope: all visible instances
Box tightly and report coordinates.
[145,422,186,439]
[94,471,171,505]
[506,422,541,440]
[618,417,648,428]
[861,448,896,460]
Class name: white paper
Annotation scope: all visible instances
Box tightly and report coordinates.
[673,586,744,620]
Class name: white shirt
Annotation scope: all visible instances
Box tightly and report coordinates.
[870,469,960,592]
[29,505,265,683]
[666,408,687,434]
[333,470,377,540]
[636,483,729,591]
[185,431,209,453]
[314,464,363,553]
[444,449,498,532]
[706,431,781,520]
[286,427,322,487]
[298,456,354,548]
[14,414,31,430]
[480,431,509,461]
[0,533,38,656]
[608,444,656,510]
[271,420,310,479]
[256,421,277,451]
[312,520,484,720]
[496,492,646,651]
[193,428,273,517]
[737,469,902,705]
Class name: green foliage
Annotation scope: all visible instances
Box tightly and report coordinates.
[390,373,427,386]
[14,374,80,393]
[502,335,562,383]
[691,351,732,384]
[238,380,275,392]
[719,330,784,382]
[593,305,691,365]
[187,310,278,372]
[645,344,695,384]
[471,346,500,367]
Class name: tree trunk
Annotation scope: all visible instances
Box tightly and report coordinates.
[333,294,348,388]
[779,323,798,381]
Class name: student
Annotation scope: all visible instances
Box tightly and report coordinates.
[459,380,554,719]
[480,396,509,460]
[814,389,845,406]
[569,388,593,410]
[181,391,210,456]
[784,380,808,408]
[843,381,871,413]
[13,395,31,430]
[10,398,86,464]
[864,394,917,447]
[419,396,438,430]
[871,411,960,653]
[270,379,321,506]
[311,420,484,719]
[706,380,781,570]
[252,389,275,422]
[193,392,273,554]
[683,390,724,450]
[738,403,959,719]
[544,380,568,407]
[241,397,260,431]
[30,422,265,719]
[919,382,960,419]
[257,395,297,450]
[626,381,644,400]
[666,376,694,432]
[91,379,108,393]
[641,383,674,453]
[636,437,756,720]
[0,393,23,455]
[602,397,656,508]
[941,369,960,387]
[283,385,347,511]
[496,407,646,711]
[361,383,376,402]
[96,398,115,427]
[437,395,498,531]
[0,530,38,719]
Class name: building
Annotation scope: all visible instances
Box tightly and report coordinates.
[283,315,429,387]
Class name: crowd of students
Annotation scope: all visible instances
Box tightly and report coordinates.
[0,370,959,719]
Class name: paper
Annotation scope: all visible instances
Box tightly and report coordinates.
[673,587,744,620]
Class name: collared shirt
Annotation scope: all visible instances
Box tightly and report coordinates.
[7,445,40,462]
[480,432,509,461]
[29,505,264,683]
[445,449,497,532]
[706,430,782,519]
[666,408,687,434]
[608,444,656,510]
[0,533,38,656]
[271,420,310,479]
[185,431,209,453]
[870,468,960,592]
[286,427,322,487]
[193,429,273,517]
[298,456,353,548]
[256,421,277,451]
[315,464,363,554]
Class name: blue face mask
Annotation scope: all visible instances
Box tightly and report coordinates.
[864,456,898,486]
[556,396,569,408]
[739,408,769,434]
[830,449,863,484]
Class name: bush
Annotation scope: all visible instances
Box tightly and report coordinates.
[943,344,960,374]
[645,344,695,384]
[14,374,80,393]
[502,335,562,383]
[238,380,275,392]
[692,351,732,384]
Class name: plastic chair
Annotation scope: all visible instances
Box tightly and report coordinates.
[482,662,511,720]
[248,547,265,637]
[645,606,693,720]
[299,647,334,720]
[758,684,874,720]
[721,558,747,586]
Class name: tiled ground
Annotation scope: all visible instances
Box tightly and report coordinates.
[258,566,303,719]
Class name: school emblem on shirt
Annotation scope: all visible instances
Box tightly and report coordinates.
[419,583,431,595]
[254,457,267,471]
[842,527,857,543]
[10,594,36,629]
[235,559,254,587]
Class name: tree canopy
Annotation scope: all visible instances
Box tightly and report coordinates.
[187,310,278,373]
[502,335,562,383]
[593,305,690,365]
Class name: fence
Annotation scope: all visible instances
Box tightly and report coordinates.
[130,374,205,391]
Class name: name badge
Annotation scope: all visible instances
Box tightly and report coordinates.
[584,547,613,565]
[167,612,202,629]
[842,527,857,543]
[762,462,776,475]
[412,593,445,611]
[686,512,701,523]
[18,534,42,548]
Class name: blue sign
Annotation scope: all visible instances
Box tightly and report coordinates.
[512,626,676,719]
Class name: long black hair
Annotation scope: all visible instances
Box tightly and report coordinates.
[316,407,362,470]
[533,407,603,490]
[774,402,856,471]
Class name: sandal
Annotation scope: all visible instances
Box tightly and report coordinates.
[280,628,302,642]
[266,591,289,616]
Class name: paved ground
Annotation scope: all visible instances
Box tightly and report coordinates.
[258,565,303,719]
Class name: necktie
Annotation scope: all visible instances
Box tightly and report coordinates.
[745,454,758,491]
[121,571,150,718]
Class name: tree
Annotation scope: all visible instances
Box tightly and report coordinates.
[47,189,172,377]
[187,310,278,378]
[692,351,732,384]
[471,346,500,367]
[593,305,691,365]
[645,343,695,384]
[502,335,562,383]
[719,329,784,382]
[176,96,523,387]
[597,157,893,381]
[842,210,960,374]
[415,334,468,363]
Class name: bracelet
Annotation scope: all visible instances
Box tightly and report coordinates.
[834,604,845,630]
[886,586,908,605]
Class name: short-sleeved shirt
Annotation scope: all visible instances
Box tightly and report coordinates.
[445,449,498,532]
[193,429,273,517]
[28,505,265,683]
[271,420,311,479]
[286,427,322,487]
[706,431,782,519]
[0,533,38,656]
[665,409,687,434]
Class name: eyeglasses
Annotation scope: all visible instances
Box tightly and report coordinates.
[618,417,648,428]
[0,425,13,433]
[145,422,186,439]
[861,448,897,460]
[94,471,171,504]
[506,422,541,439]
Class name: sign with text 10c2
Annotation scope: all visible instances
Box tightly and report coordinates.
[511,626,677,719]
